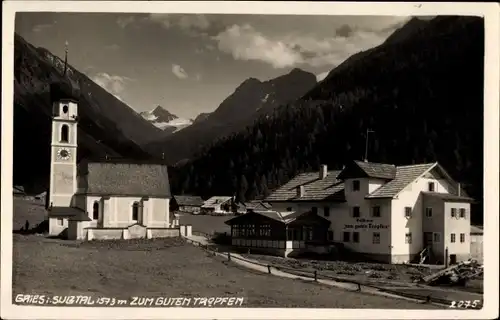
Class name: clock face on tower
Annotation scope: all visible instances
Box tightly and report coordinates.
[57,148,71,161]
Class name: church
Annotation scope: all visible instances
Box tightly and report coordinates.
[47,92,179,241]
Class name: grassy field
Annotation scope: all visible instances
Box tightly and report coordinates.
[10,200,444,308]
[178,212,232,235]
[13,198,47,231]
[12,234,442,308]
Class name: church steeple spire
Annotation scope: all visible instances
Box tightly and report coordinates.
[63,41,69,77]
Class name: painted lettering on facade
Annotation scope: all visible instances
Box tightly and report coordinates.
[344,218,389,230]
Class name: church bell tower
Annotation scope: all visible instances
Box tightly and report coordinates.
[48,41,78,209]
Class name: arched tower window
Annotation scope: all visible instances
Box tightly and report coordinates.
[132,202,140,221]
[93,201,99,220]
[60,124,69,143]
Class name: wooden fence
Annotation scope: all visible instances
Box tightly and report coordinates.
[183,235,481,309]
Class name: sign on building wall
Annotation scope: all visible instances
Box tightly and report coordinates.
[343,218,389,230]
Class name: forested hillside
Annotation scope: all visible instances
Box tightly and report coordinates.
[169,16,485,225]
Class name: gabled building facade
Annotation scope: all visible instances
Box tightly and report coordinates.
[172,195,204,214]
[201,196,233,215]
[233,160,476,264]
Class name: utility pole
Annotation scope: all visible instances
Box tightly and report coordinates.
[364,129,375,162]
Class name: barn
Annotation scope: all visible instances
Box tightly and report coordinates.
[172,195,204,214]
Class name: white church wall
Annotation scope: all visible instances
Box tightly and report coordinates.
[148,197,171,228]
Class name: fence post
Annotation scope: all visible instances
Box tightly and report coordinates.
[314,270,318,282]
[227,252,231,261]
[267,265,271,274]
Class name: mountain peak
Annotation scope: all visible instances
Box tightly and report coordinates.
[383,16,432,45]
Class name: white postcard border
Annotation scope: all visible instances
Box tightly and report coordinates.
[2,2,499,319]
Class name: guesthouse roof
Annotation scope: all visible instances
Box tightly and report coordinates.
[265,170,345,202]
[337,160,397,180]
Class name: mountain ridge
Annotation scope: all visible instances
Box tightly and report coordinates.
[146,68,318,163]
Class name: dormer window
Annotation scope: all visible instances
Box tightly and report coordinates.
[352,180,360,192]
[428,182,435,192]
[62,104,69,114]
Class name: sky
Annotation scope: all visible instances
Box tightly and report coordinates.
[15,13,412,119]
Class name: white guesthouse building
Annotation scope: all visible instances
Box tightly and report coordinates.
[232,160,476,264]
[47,97,179,240]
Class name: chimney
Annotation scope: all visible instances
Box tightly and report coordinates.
[296,185,305,198]
[458,183,461,197]
[319,164,328,179]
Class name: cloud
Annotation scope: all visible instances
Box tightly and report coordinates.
[32,23,53,33]
[149,14,210,35]
[117,16,135,28]
[92,72,132,96]
[213,24,303,69]
[211,17,411,69]
[172,64,188,79]
[316,72,329,82]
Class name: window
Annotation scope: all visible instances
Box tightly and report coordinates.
[459,208,466,218]
[460,233,465,243]
[232,225,240,237]
[92,201,99,220]
[259,224,271,237]
[311,207,318,214]
[451,208,457,218]
[60,124,69,143]
[352,206,360,218]
[433,232,441,243]
[372,232,381,244]
[352,180,360,191]
[286,207,292,212]
[372,206,381,217]
[353,232,360,243]
[425,207,433,218]
[327,230,334,241]
[428,182,435,192]
[62,104,69,114]
[404,207,412,218]
[451,233,456,243]
[132,202,140,221]
[303,226,313,241]
[343,232,350,242]
[405,232,412,244]
[247,224,256,237]
[57,218,64,226]
[323,206,330,217]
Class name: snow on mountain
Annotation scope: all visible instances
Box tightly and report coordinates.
[139,105,193,133]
